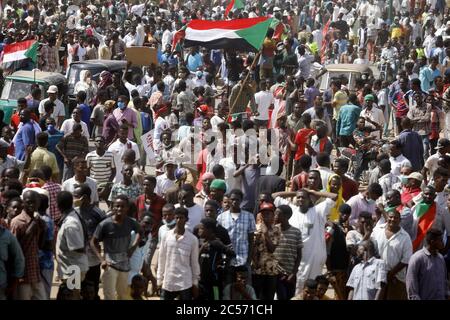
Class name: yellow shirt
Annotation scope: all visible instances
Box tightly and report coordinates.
[391,27,403,39]
[29,147,60,176]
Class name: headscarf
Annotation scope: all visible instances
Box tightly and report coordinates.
[326,174,344,222]
[98,71,112,89]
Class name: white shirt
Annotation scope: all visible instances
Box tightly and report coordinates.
[424,152,445,179]
[318,167,333,191]
[38,98,66,122]
[62,176,99,204]
[175,203,205,232]
[107,139,140,183]
[60,118,90,141]
[153,117,169,152]
[157,229,200,292]
[361,106,385,138]
[354,58,368,65]
[123,33,137,47]
[131,3,146,17]
[162,29,173,50]
[254,90,274,121]
[155,173,176,197]
[56,210,89,279]
[370,224,413,283]
[389,154,412,177]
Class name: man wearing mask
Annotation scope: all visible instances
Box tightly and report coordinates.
[113,95,137,142]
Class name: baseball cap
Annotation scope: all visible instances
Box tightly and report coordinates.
[47,85,58,94]
[407,172,423,182]
[196,70,203,78]
[163,159,177,168]
[435,138,450,149]
[273,7,281,12]
[259,202,275,212]
[364,94,375,102]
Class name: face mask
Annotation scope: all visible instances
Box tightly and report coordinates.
[163,219,176,227]
[400,175,408,185]
[118,101,126,109]
[366,198,375,205]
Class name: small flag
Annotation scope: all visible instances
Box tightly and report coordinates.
[224,0,245,18]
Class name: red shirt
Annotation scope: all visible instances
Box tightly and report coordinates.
[294,128,315,160]
[10,112,39,131]
[291,172,308,191]
[341,175,359,201]
[135,193,166,238]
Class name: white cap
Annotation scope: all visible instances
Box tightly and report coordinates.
[47,85,58,94]
[273,6,281,11]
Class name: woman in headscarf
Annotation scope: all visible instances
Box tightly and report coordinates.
[326,174,344,222]
[98,70,113,90]
[74,70,98,106]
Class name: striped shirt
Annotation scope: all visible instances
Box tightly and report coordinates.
[57,134,89,160]
[273,225,303,275]
[86,151,115,185]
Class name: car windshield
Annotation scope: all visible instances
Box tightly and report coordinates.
[320,71,357,91]
[67,66,105,86]
[1,80,45,100]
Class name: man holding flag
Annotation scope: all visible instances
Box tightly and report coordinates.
[411,186,450,252]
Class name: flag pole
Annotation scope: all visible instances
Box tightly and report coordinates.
[227,50,261,119]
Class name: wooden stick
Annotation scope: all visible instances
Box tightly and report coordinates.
[227,51,261,119]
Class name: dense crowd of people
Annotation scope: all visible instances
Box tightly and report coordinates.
[0,0,450,301]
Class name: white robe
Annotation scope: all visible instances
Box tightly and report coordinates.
[274,197,335,294]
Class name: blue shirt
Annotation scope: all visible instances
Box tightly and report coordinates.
[398,129,424,171]
[78,103,91,126]
[185,53,203,72]
[39,214,54,270]
[419,66,434,92]
[14,121,35,161]
[216,210,256,267]
[140,112,152,133]
[337,103,361,136]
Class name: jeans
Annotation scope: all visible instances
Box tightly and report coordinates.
[160,287,192,300]
[102,266,129,300]
[276,275,296,300]
[353,150,370,181]
[252,274,277,300]
[421,135,430,161]
[63,163,74,181]
[40,268,54,300]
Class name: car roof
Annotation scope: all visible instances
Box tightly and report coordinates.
[69,59,127,69]
[324,64,374,73]
[6,70,67,84]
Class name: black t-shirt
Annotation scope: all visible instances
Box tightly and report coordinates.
[94,216,141,272]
